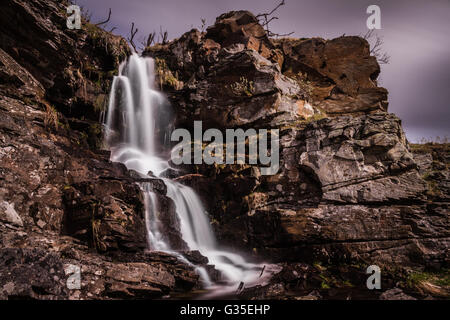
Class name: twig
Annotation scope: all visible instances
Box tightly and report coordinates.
[255,0,293,38]
[256,0,286,18]
[200,18,206,32]
[159,26,168,44]
[362,30,390,64]
[147,32,156,47]
[95,8,112,26]
[140,32,156,49]
[128,22,139,53]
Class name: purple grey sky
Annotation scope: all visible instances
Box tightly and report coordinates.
[74,0,450,142]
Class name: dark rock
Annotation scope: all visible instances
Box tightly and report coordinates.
[0,224,200,300]
[182,250,209,265]
[0,248,68,299]
[379,288,417,300]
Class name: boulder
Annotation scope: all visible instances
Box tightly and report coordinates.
[206,11,281,66]
[277,36,388,114]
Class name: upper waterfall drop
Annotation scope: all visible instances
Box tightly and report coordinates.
[104,53,274,291]
[105,54,169,176]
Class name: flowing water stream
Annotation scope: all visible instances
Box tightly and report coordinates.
[104,54,276,296]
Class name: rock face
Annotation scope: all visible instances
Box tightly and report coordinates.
[0,233,198,299]
[0,0,199,299]
[144,10,449,276]
[277,36,388,114]
[0,2,448,300]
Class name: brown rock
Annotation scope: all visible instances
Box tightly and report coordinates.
[206,11,279,65]
[278,36,388,114]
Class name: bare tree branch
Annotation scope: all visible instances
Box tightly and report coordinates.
[200,18,207,32]
[261,16,278,27]
[128,22,139,53]
[362,30,390,64]
[256,0,286,18]
[147,32,156,47]
[95,8,112,26]
[159,26,168,44]
[140,32,156,49]
[255,0,293,38]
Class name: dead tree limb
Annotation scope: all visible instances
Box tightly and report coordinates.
[159,26,168,44]
[256,0,286,18]
[95,8,112,26]
[147,32,156,47]
[362,30,390,64]
[128,22,139,53]
[256,0,293,38]
[200,18,207,32]
[261,16,278,27]
[140,32,156,49]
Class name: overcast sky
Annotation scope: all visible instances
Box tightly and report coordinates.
[74,0,450,142]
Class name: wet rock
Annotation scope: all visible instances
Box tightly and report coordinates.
[152,193,189,251]
[160,167,182,179]
[182,250,209,265]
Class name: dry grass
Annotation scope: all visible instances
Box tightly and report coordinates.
[43,101,59,130]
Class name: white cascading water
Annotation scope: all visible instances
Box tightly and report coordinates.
[104,54,276,294]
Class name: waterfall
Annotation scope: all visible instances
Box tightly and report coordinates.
[104,53,274,293]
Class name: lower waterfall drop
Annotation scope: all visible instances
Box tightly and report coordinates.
[104,53,275,294]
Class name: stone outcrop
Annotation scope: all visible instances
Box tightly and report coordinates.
[144,10,449,285]
[276,36,388,114]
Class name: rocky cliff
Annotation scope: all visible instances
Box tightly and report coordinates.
[0,0,201,299]
[144,11,449,298]
[0,1,448,300]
